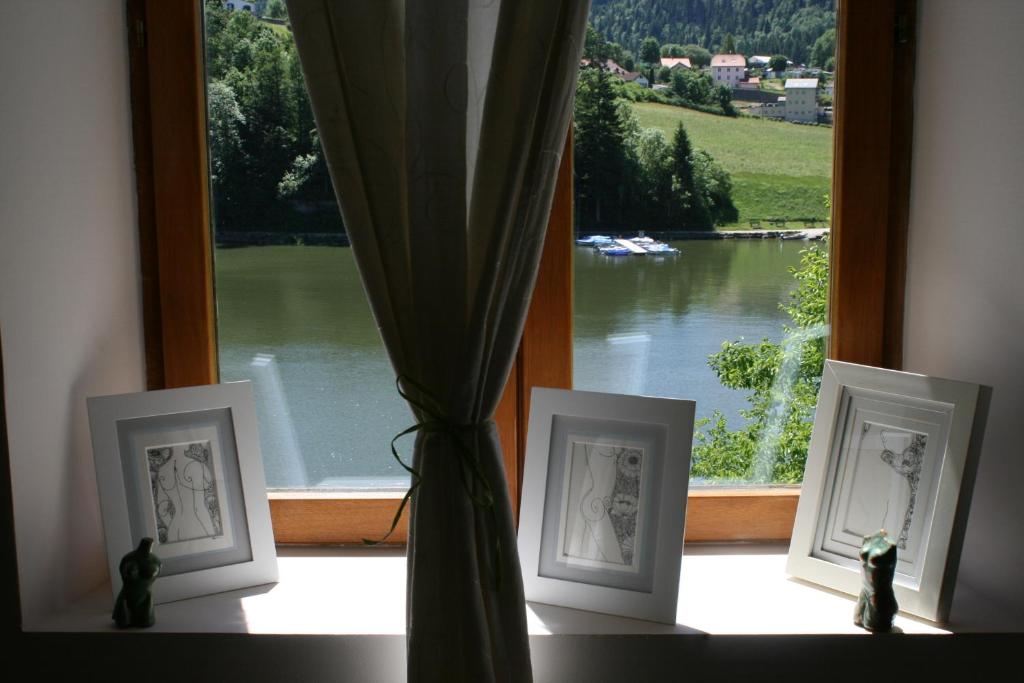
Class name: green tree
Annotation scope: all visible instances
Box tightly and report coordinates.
[669,123,711,230]
[584,24,609,63]
[671,68,711,104]
[621,52,636,72]
[588,0,834,66]
[278,131,333,200]
[606,41,625,64]
[692,150,738,226]
[769,54,789,73]
[634,128,674,226]
[658,65,671,83]
[640,36,661,65]
[681,44,712,68]
[203,0,338,231]
[266,0,287,20]
[722,33,736,54]
[810,28,836,68]
[574,67,628,228]
[714,84,735,115]
[206,80,246,207]
[692,238,829,483]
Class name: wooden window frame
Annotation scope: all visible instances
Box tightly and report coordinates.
[128,0,916,545]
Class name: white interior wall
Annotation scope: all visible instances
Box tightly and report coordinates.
[0,1,144,625]
[904,0,1024,628]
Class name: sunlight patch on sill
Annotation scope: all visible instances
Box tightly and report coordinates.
[29,544,948,636]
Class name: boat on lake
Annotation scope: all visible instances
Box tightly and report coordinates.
[576,235,616,246]
[579,234,681,256]
[598,245,632,256]
[642,242,680,254]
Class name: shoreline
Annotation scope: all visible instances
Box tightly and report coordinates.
[577,228,829,241]
[214,228,829,248]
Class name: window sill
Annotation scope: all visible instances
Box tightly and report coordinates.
[27,544,947,636]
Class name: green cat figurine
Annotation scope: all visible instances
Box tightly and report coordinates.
[112,537,162,628]
[854,530,898,633]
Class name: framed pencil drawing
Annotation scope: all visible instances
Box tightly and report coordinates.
[787,360,989,622]
[518,388,695,624]
[88,381,277,604]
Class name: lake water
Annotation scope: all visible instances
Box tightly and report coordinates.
[215,240,807,489]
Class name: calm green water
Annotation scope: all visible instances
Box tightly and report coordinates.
[215,241,806,488]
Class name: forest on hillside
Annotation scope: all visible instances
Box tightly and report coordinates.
[590,0,835,66]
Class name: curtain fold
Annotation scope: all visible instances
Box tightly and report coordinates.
[288,1,589,680]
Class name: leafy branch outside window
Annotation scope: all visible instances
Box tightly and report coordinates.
[692,227,829,485]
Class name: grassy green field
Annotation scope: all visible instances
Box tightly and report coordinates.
[630,102,833,227]
[260,19,291,36]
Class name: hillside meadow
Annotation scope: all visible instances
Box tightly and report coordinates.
[629,102,833,226]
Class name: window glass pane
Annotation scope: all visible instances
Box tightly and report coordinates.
[202,1,408,490]
[576,6,835,485]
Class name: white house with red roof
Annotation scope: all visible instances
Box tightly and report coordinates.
[711,54,746,88]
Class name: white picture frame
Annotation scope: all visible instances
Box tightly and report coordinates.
[88,381,278,604]
[787,360,989,622]
[518,388,695,624]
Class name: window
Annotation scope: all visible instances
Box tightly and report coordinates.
[128,0,915,544]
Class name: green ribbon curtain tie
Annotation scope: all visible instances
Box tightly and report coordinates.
[364,375,504,589]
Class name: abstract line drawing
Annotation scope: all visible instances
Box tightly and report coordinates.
[562,442,643,568]
[871,425,927,549]
[147,441,223,545]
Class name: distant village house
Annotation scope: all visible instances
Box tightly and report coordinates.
[223,1,265,14]
[711,54,746,88]
[659,57,692,70]
[579,58,651,88]
[784,78,819,123]
[622,72,650,88]
[602,59,629,77]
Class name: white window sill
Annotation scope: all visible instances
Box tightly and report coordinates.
[27,544,948,636]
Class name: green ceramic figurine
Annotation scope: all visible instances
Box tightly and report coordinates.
[854,530,898,633]
[112,537,162,628]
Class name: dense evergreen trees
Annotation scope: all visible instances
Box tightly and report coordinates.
[204,2,740,235]
[574,67,737,232]
[204,1,338,232]
[591,0,835,66]
[574,68,630,228]
[809,27,836,70]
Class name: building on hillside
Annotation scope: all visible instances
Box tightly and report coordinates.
[621,72,650,88]
[223,1,266,14]
[711,54,746,88]
[737,77,760,91]
[748,55,771,69]
[784,78,819,122]
[660,57,692,70]
[579,59,648,87]
[603,59,628,77]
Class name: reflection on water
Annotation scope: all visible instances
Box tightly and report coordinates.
[574,240,803,425]
[215,240,806,488]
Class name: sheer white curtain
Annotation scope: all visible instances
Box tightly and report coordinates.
[288,1,589,680]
